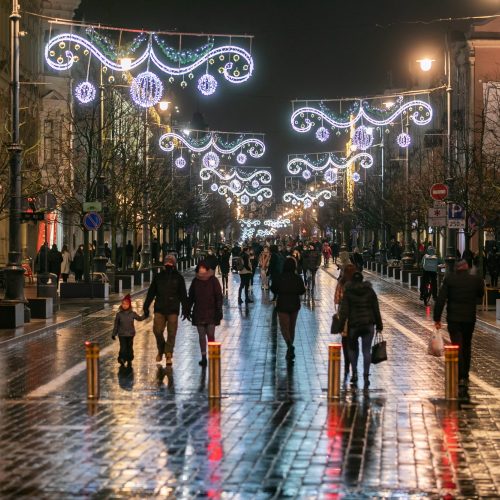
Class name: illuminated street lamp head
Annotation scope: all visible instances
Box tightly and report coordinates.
[119,57,133,71]
[417,58,435,72]
[158,100,170,111]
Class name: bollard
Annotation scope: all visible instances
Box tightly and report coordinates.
[208,342,221,398]
[327,343,342,399]
[85,341,100,400]
[444,345,459,400]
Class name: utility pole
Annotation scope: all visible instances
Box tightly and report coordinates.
[2,0,30,322]
[140,110,151,269]
[402,120,415,270]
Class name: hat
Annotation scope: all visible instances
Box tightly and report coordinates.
[456,259,469,271]
[164,254,177,266]
[121,294,131,305]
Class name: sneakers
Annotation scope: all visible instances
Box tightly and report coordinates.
[199,355,207,367]
[155,353,163,363]
[165,353,173,365]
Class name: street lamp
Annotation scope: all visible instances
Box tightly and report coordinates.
[417,58,435,72]
[158,100,170,112]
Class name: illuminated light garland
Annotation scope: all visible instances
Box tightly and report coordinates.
[239,219,261,227]
[283,190,333,205]
[159,131,265,158]
[218,185,273,199]
[397,132,411,148]
[130,71,163,107]
[264,219,291,228]
[251,179,259,188]
[175,156,187,169]
[203,151,220,168]
[199,167,272,184]
[45,33,254,86]
[198,74,218,95]
[287,151,373,175]
[353,126,374,150]
[256,228,276,237]
[74,81,96,103]
[291,98,433,133]
[352,172,361,182]
[315,126,330,142]
[237,152,247,165]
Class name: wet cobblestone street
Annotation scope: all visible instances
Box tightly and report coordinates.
[1,268,499,498]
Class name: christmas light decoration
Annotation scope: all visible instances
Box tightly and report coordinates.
[175,156,187,169]
[130,71,163,107]
[218,185,272,200]
[230,179,242,191]
[211,183,219,191]
[352,172,361,182]
[199,167,271,185]
[316,126,330,142]
[302,170,312,180]
[291,97,433,134]
[198,74,218,95]
[319,201,325,207]
[239,219,261,227]
[240,195,250,205]
[324,168,337,184]
[159,131,265,158]
[237,153,247,165]
[397,132,411,148]
[287,152,373,175]
[353,126,373,150]
[283,190,333,206]
[256,228,276,237]
[264,219,291,228]
[203,151,220,168]
[74,81,96,103]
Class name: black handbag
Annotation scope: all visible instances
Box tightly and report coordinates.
[330,313,342,334]
[371,331,387,364]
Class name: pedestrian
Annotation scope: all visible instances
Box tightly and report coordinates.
[270,257,306,361]
[125,240,134,269]
[61,245,71,283]
[334,263,357,379]
[151,237,160,264]
[204,247,218,271]
[269,245,285,300]
[322,242,332,267]
[35,242,49,275]
[249,247,257,290]
[72,245,85,281]
[218,246,231,294]
[112,294,145,369]
[331,241,340,265]
[187,261,223,367]
[143,254,188,366]
[486,247,499,287]
[302,243,321,297]
[258,246,271,290]
[351,247,364,271]
[48,244,63,279]
[434,260,484,389]
[237,247,253,304]
[420,246,440,301]
[104,242,112,259]
[338,272,383,388]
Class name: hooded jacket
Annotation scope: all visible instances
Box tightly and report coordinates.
[143,266,188,315]
[113,307,144,337]
[338,280,383,331]
[270,271,306,313]
[422,247,439,272]
[188,269,223,326]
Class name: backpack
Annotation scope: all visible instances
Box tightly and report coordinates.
[236,256,245,271]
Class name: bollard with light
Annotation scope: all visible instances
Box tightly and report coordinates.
[327,343,342,399]
[85,341,100,400]
[444,345,459,400]
[208,342,222,399]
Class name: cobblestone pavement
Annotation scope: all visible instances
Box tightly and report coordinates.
[0,267,499,498]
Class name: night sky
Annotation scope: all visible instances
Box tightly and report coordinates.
[76,0,500,195]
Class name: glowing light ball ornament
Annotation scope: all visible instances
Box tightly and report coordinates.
[237,153,247,165]
[353,126,374,151]
[130,71,164,108]
[197,74,218,95]
[240,195,250,205]
[74,81,96,104]
[397,132,411,148]
[324,168,337,184]
[352,172,361,182]
[316,126,330,142]
[230,179,242,191]
[319,201,325,207]
[203,151,220,168]
[302,170,312,180]
[251,179,259,189]
[211,183,218,191]
[304,199,312,208]
[175,157,187,169]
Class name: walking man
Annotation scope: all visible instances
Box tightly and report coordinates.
[434,260,484,389]
[237,247,253,305]
[143,254,188,365]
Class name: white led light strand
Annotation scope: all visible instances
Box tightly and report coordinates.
[218,185,272,199]
[199,167,272,184]
[239,219,261,227]
[264,219,291,228]
[287,152,373,175]
[283,190,333,206]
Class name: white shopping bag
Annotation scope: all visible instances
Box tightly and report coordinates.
[427,328,444,357]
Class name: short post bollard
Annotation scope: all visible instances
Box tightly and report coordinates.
[328,343,342,399]
[85,341,100,400]
[208,342,221,398]
[444,345,459,400]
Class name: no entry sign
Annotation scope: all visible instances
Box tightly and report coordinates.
[430,183,448,201]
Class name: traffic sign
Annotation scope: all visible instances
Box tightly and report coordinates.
[428,207,447,227]
[83,201,102,213]
[83,212,103,231]
[430,183,448,201]
[448,203,465,229]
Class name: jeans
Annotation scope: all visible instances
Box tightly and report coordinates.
[448,321,475,380]
[238,273,251,301]
[278,310,299,345]
[153,312,179,355]
[197,324,216,355]
[221,273,228,290]
[118,336,134,362]
[348,325,375,377]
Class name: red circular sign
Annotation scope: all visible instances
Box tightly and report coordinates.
[430,183,448,201]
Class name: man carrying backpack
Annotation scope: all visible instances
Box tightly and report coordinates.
[238,247,253,305]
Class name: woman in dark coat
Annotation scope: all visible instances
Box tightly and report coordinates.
[73,245,85,281]
[338,272,383,388]
[188,261,223,367]
[218,247,231,294]
[48,244,63,278]
[270,257,306,362]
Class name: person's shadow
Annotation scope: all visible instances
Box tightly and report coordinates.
[118,366,134,391]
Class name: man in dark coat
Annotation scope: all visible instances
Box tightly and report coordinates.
[47,244,63,277]
[143,254,188,365]
[434,260,484,387]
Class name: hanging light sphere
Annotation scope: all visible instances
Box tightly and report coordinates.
[352,172,361,182]
[353,126,374,151]
[226,197,232,205]
[292,200,297,205]
[240,195,250,205]
[251,179,260,189]
[197,74,218,95]
[175,157,187,169]
[210,183,218,191]
[130,71,164,108]
[74,81,96,104]
[257,195,263,202]
[237,153,247,165]
[397,132,411,148]
[203,151,220,168]
[319,201,325,207]
[302,170,312,180]
[230,179,242,191]
[316,126,330,142]
[304,199,312,209]
[324,168,337,184]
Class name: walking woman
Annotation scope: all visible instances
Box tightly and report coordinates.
[218,246,231,294]
[334,263,357,379]
[61,245,71,283]
[188,261,223,367]
[338,272,383,388]
[258,246,271,290]
[271,257,306,361]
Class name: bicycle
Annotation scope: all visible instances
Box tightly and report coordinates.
[422,281,432,306]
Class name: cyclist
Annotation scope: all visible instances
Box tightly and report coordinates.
[302,243,321,297]
[420,246,439,302]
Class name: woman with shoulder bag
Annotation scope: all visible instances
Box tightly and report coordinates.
[333,263,357,379]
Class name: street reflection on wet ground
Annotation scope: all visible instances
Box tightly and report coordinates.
[1,267,499,498]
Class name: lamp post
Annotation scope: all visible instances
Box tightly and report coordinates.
[401,119,415,270]
[2,0,30,321]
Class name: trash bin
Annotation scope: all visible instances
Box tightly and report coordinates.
[37,272,59,300]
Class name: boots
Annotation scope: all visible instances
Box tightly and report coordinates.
[363,375,370,388]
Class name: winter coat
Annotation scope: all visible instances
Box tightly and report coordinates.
[238,253,252,275]
[205,253,219,271]
[112,307,144,337]
[188,271,223,326]
[487,252,499,275]
[338,280,383,331]
[433,271,484,324]
[48,248,63,275]
[422,248,439,272]
[270,271,306,313]
[143,267,188,316]
[35,246,48,273]
[73,250,85,272]
[61,250,71,274]
[218,252,231,274]
[302,250,321,271]
[269,252,285,276]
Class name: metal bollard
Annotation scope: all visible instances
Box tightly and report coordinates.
[444,345,459,400]
[208,342,221,398]
[85,341,100,400]
[327,343,342,399]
